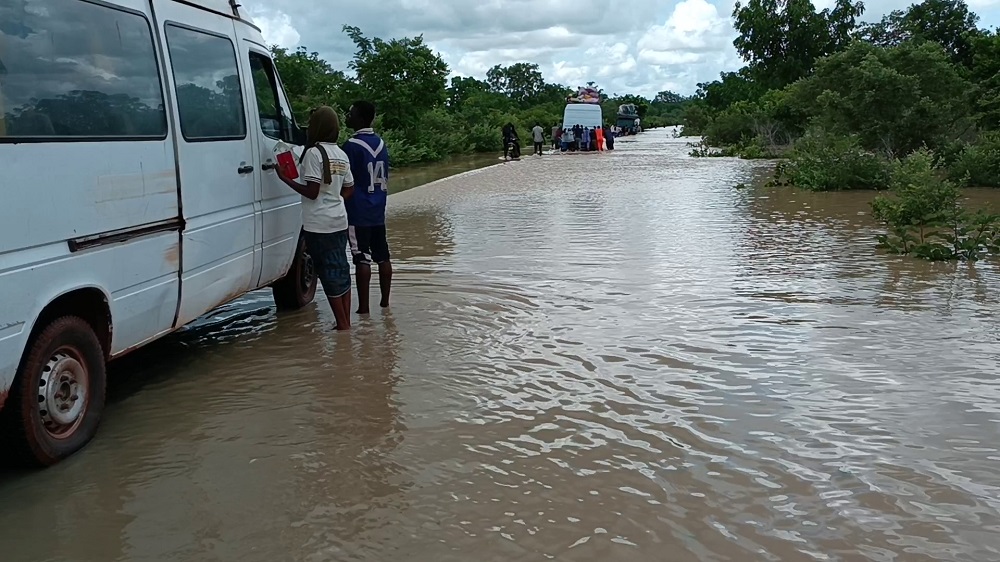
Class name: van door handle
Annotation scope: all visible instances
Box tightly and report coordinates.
[238,164,254,174]
[261,161,276,171]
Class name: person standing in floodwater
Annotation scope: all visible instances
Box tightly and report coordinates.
[562,126,574,152]
[276,106,355,330]
[343,101,393,314]
[532,123,545,156]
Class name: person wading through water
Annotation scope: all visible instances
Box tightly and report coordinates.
[532,123,545,156]
[343,101,393,314]
[275,106,355,330]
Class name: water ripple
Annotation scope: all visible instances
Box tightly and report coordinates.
[2,129,999,561]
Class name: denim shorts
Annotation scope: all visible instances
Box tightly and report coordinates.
[303,230,351,298]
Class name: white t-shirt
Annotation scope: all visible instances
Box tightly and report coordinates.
[532,125,544,142]
[299,142,354,234]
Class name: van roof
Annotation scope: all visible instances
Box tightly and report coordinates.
[175,0,239,15]
[174,0,262,32]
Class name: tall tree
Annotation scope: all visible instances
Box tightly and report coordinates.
[969,30,1000,129]
[732,0,864,89]
[447,76,492,111]
[485,63,546,106]
[271,46,356,120]
[697,69,764,111]
[786,40,973,156]
[860,0,980,66]
[653,90,686,105]
[343,25,449,133]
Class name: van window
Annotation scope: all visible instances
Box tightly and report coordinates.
[0,0,167,140]
[249,53,282,140]
[165,25,246,141]
[248,52,296,142]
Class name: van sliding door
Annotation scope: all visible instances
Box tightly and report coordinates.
[156,3,260,326]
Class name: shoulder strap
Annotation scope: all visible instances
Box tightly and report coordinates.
[314,143,333,183]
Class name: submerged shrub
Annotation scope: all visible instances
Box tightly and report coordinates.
[872,149,1000,260]
[776,132,891,191]
[948,133,1000,187]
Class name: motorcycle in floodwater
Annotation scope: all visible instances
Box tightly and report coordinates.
[505,136,522,160]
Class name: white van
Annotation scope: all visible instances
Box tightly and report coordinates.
[562,103,603,129]
[0,0,316,466]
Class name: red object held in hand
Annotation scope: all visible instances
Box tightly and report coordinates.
[276,150,299,180]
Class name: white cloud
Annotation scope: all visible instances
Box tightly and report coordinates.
[245,7,300,48]
[242,0,1000,97]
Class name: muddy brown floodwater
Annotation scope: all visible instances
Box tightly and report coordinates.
[2,129,1000,561]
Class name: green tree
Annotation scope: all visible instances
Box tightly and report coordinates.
[486,63,547,106]
[785,40,973,156]
[447,76,493,111]
[861,0,980,66]
[343,25,449,134]
[271,46,357,120]
[697,69,764,112]
[969,30,1000,129]
[732,0,864,89]
[654,90,686,104]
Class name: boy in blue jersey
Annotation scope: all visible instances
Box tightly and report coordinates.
[343,101,392,314]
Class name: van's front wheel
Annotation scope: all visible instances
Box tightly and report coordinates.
[1,316,107,467]
[272,235,318,310]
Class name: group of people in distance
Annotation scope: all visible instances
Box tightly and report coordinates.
[274,101,391,331]
[502,122,619,159]
[553,124,614,152]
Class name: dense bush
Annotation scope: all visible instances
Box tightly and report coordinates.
[786,40,974,157]
[703,102,757,146]
[774,132,892,191]
[947,133,1000,187]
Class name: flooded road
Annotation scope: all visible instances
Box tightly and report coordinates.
[3,129,1000,561]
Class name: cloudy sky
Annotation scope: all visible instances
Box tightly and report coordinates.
[244,0,1000,98]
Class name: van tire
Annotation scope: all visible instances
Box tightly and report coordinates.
[272,235,317,310]
[1,316,106,467]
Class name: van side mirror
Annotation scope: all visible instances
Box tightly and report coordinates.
[291,124,307,146]
[279,107,307,146]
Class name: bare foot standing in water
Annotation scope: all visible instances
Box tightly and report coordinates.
[343,101,393,313]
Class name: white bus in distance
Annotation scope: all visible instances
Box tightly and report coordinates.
[562,103,603,130]
[0,0,317,467]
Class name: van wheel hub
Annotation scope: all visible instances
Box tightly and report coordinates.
[38,350,89,435]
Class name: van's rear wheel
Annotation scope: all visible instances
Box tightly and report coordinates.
[1,316,106,467]
[272,235,317,310]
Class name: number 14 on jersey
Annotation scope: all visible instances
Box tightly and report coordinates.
[367,161,387,193]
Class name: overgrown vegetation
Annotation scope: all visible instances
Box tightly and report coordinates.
[683,0,1000,259]
[872,150,1000,259]
[272,26,691,167]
